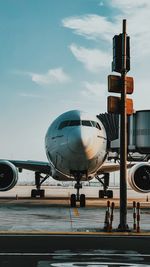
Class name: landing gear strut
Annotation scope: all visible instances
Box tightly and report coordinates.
[96,173,113,199]
[70,172,86,207]
[31,172,49,198]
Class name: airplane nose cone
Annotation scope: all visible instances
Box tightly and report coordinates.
[68,127,94,155]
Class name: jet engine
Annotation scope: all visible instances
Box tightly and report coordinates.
[0,161,18,191]
[128,163,150,193]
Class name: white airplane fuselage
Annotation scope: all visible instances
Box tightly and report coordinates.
[45,110,107,181]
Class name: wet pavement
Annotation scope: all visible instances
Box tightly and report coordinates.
[0,249,150,266]
[0,186,150,266]
[0,201,149,232]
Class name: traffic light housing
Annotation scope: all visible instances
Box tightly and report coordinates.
[112,34,130,73]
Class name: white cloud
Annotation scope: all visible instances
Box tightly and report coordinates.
[80,81,107,113]
[30,68,71,85]
[109,0,150,58]
[15,68,71,86]
[81,81,107,98]
[62,2,150,59]
[110,0,149,12]
[62,14,116,41]
[70,44,111,73]
[19,93,43,98]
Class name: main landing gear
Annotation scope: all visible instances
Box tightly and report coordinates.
[31,172,49,198]
[96,173,113,199]
[70,171,86,207]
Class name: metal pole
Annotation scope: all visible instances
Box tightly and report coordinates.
[118,19,129,231]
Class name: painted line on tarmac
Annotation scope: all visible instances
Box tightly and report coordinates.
[73,207,79,217]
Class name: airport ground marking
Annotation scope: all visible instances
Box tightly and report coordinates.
[73,207,79,217]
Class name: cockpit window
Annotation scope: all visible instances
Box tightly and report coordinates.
[96,123,101,130]
[58,120,101,130]
[91,121,101,130]
[58,121,70,130]
[69,120,81,126]
[91,121,97,127]
[82,120,92,127]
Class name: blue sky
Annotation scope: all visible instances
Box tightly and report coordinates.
[0,0,150,161]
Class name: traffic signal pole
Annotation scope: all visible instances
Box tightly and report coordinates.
[118,19,129,231]
[108,19,133,230]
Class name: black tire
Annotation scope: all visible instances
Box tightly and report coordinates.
[80,194,86,207]
[107,190,113,198]
[70,194,76,207]
[31,189,37,198]
[40,189,45,198]
[99,190,104,198]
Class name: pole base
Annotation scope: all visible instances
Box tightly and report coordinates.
[117,224,131,232]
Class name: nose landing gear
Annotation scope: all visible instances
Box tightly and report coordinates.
[70,171,86,207]
[70,181,86,207]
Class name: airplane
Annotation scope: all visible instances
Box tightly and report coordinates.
[0,109,150,207]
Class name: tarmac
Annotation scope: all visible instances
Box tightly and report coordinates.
[0,186,150,251]
[0,186,150,265]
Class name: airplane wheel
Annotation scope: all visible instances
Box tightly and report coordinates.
[70,194,76,207]
[80,194,86,207]
[99,190,104,198]
[40,189,45,198]
[31,189,37,198]
[107,190,113,198]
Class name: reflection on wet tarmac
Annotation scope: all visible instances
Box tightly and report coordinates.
[1,250,150,267]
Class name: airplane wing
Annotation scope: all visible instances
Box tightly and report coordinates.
[97,162,134,175]
[2,159,134,177]
[7,160,51,174]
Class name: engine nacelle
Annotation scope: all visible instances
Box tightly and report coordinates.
[128,163,150,193]
[0,161,18,191]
